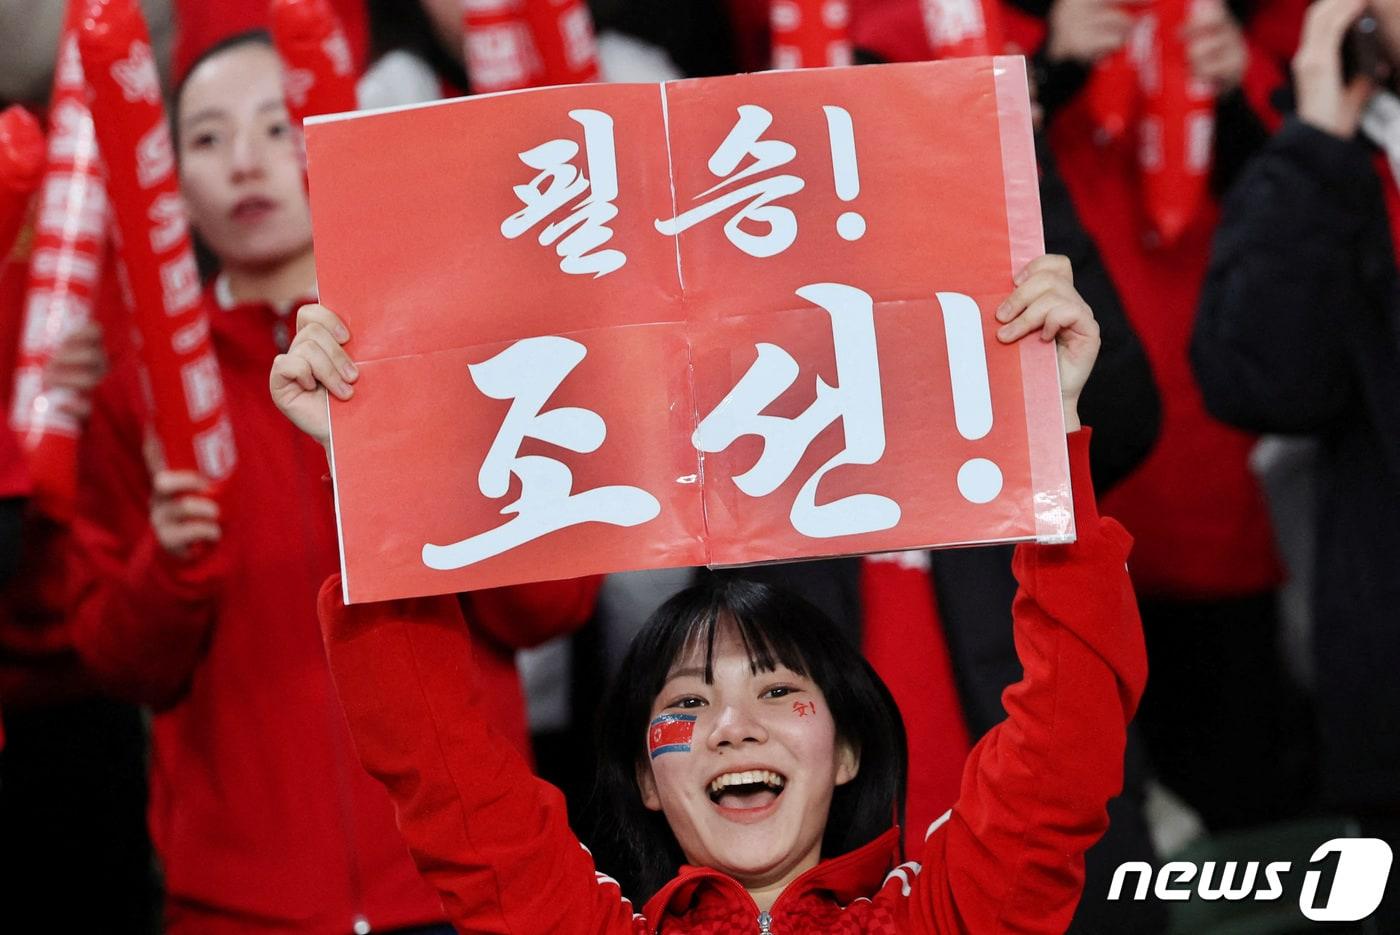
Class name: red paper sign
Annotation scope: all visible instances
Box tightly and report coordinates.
[306,58,1071,604]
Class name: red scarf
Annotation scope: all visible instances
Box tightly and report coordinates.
[1084,0,1215,245]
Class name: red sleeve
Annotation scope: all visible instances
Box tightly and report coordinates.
[461,574,601,649]
[67,369,222,707]
[317,577,640,934]
[893,428,1148,933]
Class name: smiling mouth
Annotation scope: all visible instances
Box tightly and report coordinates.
[708,769,787,810]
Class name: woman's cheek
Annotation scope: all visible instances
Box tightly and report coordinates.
[177,168,222,236]
[646,713,699,809]
[783,700,841,769]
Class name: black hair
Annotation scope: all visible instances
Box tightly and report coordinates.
[589,576,908,903]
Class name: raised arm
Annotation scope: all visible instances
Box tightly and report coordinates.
[897,428,1145,932]
[317,577,637,932]
[464,575,601,649]
[888,256,1146,931]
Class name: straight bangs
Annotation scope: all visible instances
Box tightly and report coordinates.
[647,581,820,693]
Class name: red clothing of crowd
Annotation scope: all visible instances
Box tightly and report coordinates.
[0,241,74,749]
[1037,2,1308,598]
[66,284,599,934]
[318,430,1147,933]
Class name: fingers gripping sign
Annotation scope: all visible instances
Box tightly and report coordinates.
[993,254,1101,432]
[269,303,358,448]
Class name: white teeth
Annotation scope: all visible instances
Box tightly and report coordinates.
[708,770,787,794]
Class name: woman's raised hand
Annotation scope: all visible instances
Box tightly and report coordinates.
[269,303,358,448]
[994,254,1101,432]
[1292,0,1375,139]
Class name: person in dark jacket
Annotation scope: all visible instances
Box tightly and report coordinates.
[1192,0,1400,926]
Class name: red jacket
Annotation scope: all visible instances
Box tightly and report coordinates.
[319,429,1147,933]
[68,286,600,935]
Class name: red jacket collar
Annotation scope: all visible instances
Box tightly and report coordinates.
[640,827,902,930]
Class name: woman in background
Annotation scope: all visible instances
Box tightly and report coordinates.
[68,32,596,935]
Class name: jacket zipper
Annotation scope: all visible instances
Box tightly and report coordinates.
[757,910,773,934]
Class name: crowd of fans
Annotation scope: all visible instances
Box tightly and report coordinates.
[0,0,1396,932]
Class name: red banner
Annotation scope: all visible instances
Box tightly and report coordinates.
[524,0,599,86]
[79,0,236,482]
[462,0,598,94]
[306,59,1070,603]
[270,0,359,126]
[10,1,109,518]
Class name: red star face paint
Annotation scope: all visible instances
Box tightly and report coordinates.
[648,713,697,759]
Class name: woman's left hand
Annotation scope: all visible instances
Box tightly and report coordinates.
[994,254,1101,432]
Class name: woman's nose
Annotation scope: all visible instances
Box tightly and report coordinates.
[229,129,267,182]
[706,700,768,750]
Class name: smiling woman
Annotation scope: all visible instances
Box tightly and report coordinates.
[283,254,1144,933]
[597,579,906,909]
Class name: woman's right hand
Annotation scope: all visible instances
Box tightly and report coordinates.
[269,303,358,448]
[1293,0,1376,138]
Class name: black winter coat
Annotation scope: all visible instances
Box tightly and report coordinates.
[1193,119,1400,811]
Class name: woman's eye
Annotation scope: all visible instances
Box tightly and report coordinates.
[268,121,290,139]
[671,696,705,709]
[190,132,217,149]
[762,685,796,700]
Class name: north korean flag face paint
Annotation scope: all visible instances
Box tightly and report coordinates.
[648,713,697,759]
